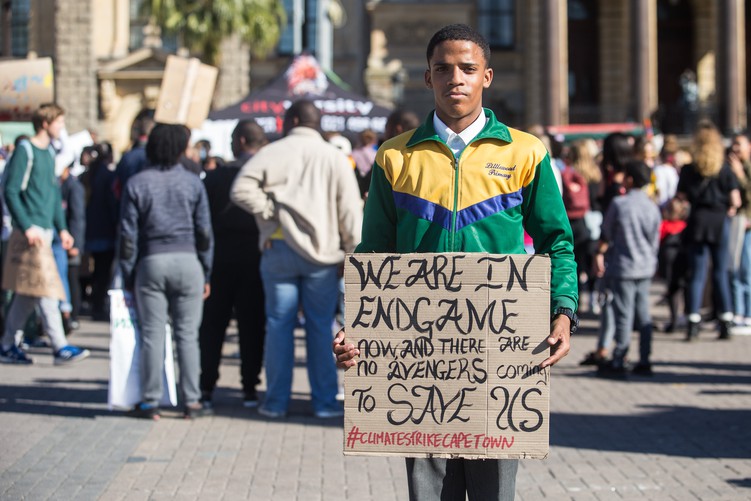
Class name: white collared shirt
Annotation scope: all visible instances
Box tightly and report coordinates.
[433,111,488,157]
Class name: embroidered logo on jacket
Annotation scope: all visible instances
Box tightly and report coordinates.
[485,163,516,179]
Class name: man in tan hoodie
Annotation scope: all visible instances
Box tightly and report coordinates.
[231,99,363,418]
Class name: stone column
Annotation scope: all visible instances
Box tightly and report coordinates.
[54,0,97,134]
[718,0,746,132]
[543,0,568,125]
[632,0,657,124]
[214,35,250,110]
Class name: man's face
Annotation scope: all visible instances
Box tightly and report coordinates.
[45,115,65,140]
[425,40,492,129]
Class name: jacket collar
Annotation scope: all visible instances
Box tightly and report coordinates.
[286,126,324,139]
[406,108,512,148]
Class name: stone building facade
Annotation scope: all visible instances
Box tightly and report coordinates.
[1,0,749,151]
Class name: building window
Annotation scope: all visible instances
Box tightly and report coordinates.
[278,0,318,56]
[11,0,30,57]
[477,0,515,50]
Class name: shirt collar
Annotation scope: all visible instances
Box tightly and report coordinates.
[432,111,488,149]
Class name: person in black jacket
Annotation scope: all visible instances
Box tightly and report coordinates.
[199,120,268,408]
[60,161,86,330]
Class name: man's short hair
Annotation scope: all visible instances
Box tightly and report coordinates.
[426,24,491,66]
[285,99,321,130]
[31,103,64,132]
[625,160,651,189]
[233,119,268,150]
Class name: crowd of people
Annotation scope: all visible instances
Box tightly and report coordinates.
[546,120,749,378]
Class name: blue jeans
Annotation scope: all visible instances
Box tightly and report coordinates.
[52,231,72,313]
[686,228,732,317]
[610,277,653,367]
[732,230,751,317]
[260,240,340,414]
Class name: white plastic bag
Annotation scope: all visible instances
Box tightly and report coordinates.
[107,289,177,410]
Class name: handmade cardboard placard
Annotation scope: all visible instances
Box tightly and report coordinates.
[1,230,66,301]
[154,56,218,129]
[0,58,54,122]
[343,253,551,459]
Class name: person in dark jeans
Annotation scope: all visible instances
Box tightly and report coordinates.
[60,161,86,330]
[200,120,268,408]
[81,143,118,320]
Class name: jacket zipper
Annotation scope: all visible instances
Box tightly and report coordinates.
[450,149,460,251]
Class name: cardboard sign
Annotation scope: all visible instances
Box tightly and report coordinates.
[1,230,66,301]
[343,253,551,459]
[155,56,218,129]
[0,58,54,121]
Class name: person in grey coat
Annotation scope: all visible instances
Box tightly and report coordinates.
[118,124,214,420]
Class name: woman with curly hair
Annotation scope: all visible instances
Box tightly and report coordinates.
[677,121,741,341]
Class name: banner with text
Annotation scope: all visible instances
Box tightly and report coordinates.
[343,253,551,459]
[0,58,54,122]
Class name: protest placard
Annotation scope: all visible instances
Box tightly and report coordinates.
[343,253,551,459]
[0,58,54,122]
[154,56,218,129]
[1,230,66,301]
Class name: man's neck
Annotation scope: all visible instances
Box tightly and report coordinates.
[29,130,51,149]
[435,110,482,134]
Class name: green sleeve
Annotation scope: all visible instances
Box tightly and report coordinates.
[521,154,579,313]
[3,146,33,231]
[355,161,397,253]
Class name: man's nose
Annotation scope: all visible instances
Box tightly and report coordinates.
[447,67,463,85]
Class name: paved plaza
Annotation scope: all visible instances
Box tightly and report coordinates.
[1,286,750,500]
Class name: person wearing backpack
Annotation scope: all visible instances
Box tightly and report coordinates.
[0,103,90,365]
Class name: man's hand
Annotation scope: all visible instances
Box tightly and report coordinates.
[60,230,74,250]
[203,283,211,300]
[68,247,80,257]
[540,315,571,368]
[24,227,44,247]
[333,328,359,369]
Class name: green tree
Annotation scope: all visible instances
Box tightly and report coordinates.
[144,0,286,66]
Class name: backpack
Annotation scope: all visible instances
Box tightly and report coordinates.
[1,140,56,191]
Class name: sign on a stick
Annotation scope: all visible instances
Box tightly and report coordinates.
[343,253,551,459]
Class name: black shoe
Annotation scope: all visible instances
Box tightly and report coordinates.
[184,402,214,419]
[663,322,675,333]
[127,402,160,420]
[631,363,653,376]
[243,390,259,408]
[718,320,733,340]
[579,351,605,366]
[686,321,700,342]
[596,361,627,379]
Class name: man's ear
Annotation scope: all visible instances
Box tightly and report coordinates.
[424,69,432,89]
[483,67,493,89]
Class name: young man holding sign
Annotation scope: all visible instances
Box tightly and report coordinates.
[334,24,577,500]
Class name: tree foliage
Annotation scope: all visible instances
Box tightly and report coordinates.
[143,0,287,66]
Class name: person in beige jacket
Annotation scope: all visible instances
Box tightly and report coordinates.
[231,99,362,418]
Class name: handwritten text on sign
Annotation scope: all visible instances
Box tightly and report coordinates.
[343,253,551,459]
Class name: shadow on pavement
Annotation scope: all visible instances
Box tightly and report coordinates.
[0,381,110,419]
[551,406,751,459]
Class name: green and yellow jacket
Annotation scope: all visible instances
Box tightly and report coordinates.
[356,108,578,313]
